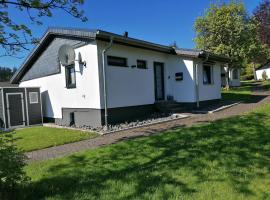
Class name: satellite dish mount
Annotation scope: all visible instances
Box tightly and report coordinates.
[58,44,86,67]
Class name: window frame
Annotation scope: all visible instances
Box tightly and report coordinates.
[203,64,214,85]
[65,64,76,89]
[29,92,39,104]
[107,56,128,67]
[137,59,147,69]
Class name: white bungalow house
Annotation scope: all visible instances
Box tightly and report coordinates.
[256,60,270,80]
[221,67,241,87]
[11,27,230,127]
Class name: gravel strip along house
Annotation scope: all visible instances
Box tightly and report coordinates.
[11,27,230,128]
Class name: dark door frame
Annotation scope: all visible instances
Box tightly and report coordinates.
[154,62,165,101]
[6,92,26,128]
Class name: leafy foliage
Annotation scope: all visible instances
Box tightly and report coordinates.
[194,2,249,69]
[0,0,87,56]
[0,133,28,200]
[194,1,270,82]
[0,66,17,81]
[253,0,270,48]
[244,17,270,65]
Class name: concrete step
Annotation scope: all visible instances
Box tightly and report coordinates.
[155,101,186,113]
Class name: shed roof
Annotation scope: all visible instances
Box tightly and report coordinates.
[256,60,270,71]
[11,27,231,84]
[0,82,18,87]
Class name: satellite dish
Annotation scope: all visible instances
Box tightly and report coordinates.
[58,44,75,66]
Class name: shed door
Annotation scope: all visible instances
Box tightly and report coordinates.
[6,93,25,128]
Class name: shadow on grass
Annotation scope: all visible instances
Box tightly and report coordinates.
[222,81,270,103]
[222,93,268,103]
[20,111,270,199]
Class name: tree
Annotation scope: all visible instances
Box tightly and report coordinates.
[253,0,270,48]
[0,134,28,200]
[194,1,250,87]
[0,0,87,57]
[0,66,17,81]
[244,17,270,80]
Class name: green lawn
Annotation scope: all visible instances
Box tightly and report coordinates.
[21,103,270,200]
[8,126,98,152]
[222,82,253,102]
[222,80,270,102]
[261,80,270,90]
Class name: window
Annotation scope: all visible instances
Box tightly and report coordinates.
[107,56,127,67]
[175,72,183,81]
[29,92,39,104]
[232,69,239,79]
[137,60,147,69]
[66,65,76,88]
[203,64,213,84]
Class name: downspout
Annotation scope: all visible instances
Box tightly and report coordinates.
[195,51,209,108]
[102,37,113,129]
[195,63,199,108]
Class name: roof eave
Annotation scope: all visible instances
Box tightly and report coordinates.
[11,28,97,84]
[96,30,174,54]
[199,51,231,63]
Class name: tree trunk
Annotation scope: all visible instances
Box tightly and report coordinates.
[252,62,257,81]
[225,67,230,90]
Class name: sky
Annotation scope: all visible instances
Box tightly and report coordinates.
[0,0,261,68]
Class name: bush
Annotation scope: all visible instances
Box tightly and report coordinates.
[262,71,268,81]
[0,133,28,200]
[241,74,254,81]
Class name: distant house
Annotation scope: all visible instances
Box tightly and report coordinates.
[221,67,241,87]
[256,60,270,80]
[11,27,230,127]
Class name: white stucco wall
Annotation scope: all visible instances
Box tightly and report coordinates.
[97,41,166,108]
[19,42,100,119]
[256,68,270,80]
[197,62,222,101]
[229,69,241,87]
[97,41,200,108]
[20,39,223,118]
[166,57,196,102]
[221,67,241,87]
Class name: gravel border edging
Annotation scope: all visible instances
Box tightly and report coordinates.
[101,114,190,135]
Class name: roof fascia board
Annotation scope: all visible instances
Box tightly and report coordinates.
[96,31,174,54]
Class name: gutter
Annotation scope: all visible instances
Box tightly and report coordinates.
[101,37,113,129]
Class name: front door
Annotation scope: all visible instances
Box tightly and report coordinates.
[6,93,25,128]
[154,62,165,101]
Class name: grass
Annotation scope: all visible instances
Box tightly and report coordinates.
[261,80,270,90]
[221,82,253,102]
[7,126,98,152]
[20,102,270,200]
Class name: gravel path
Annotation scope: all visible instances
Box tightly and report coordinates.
[26,84,270,162]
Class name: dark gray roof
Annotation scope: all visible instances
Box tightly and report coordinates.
[0,82,18,87]
[175,48,202,57]
[11,27,231,83]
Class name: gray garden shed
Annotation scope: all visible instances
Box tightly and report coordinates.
[0,87,43,130]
